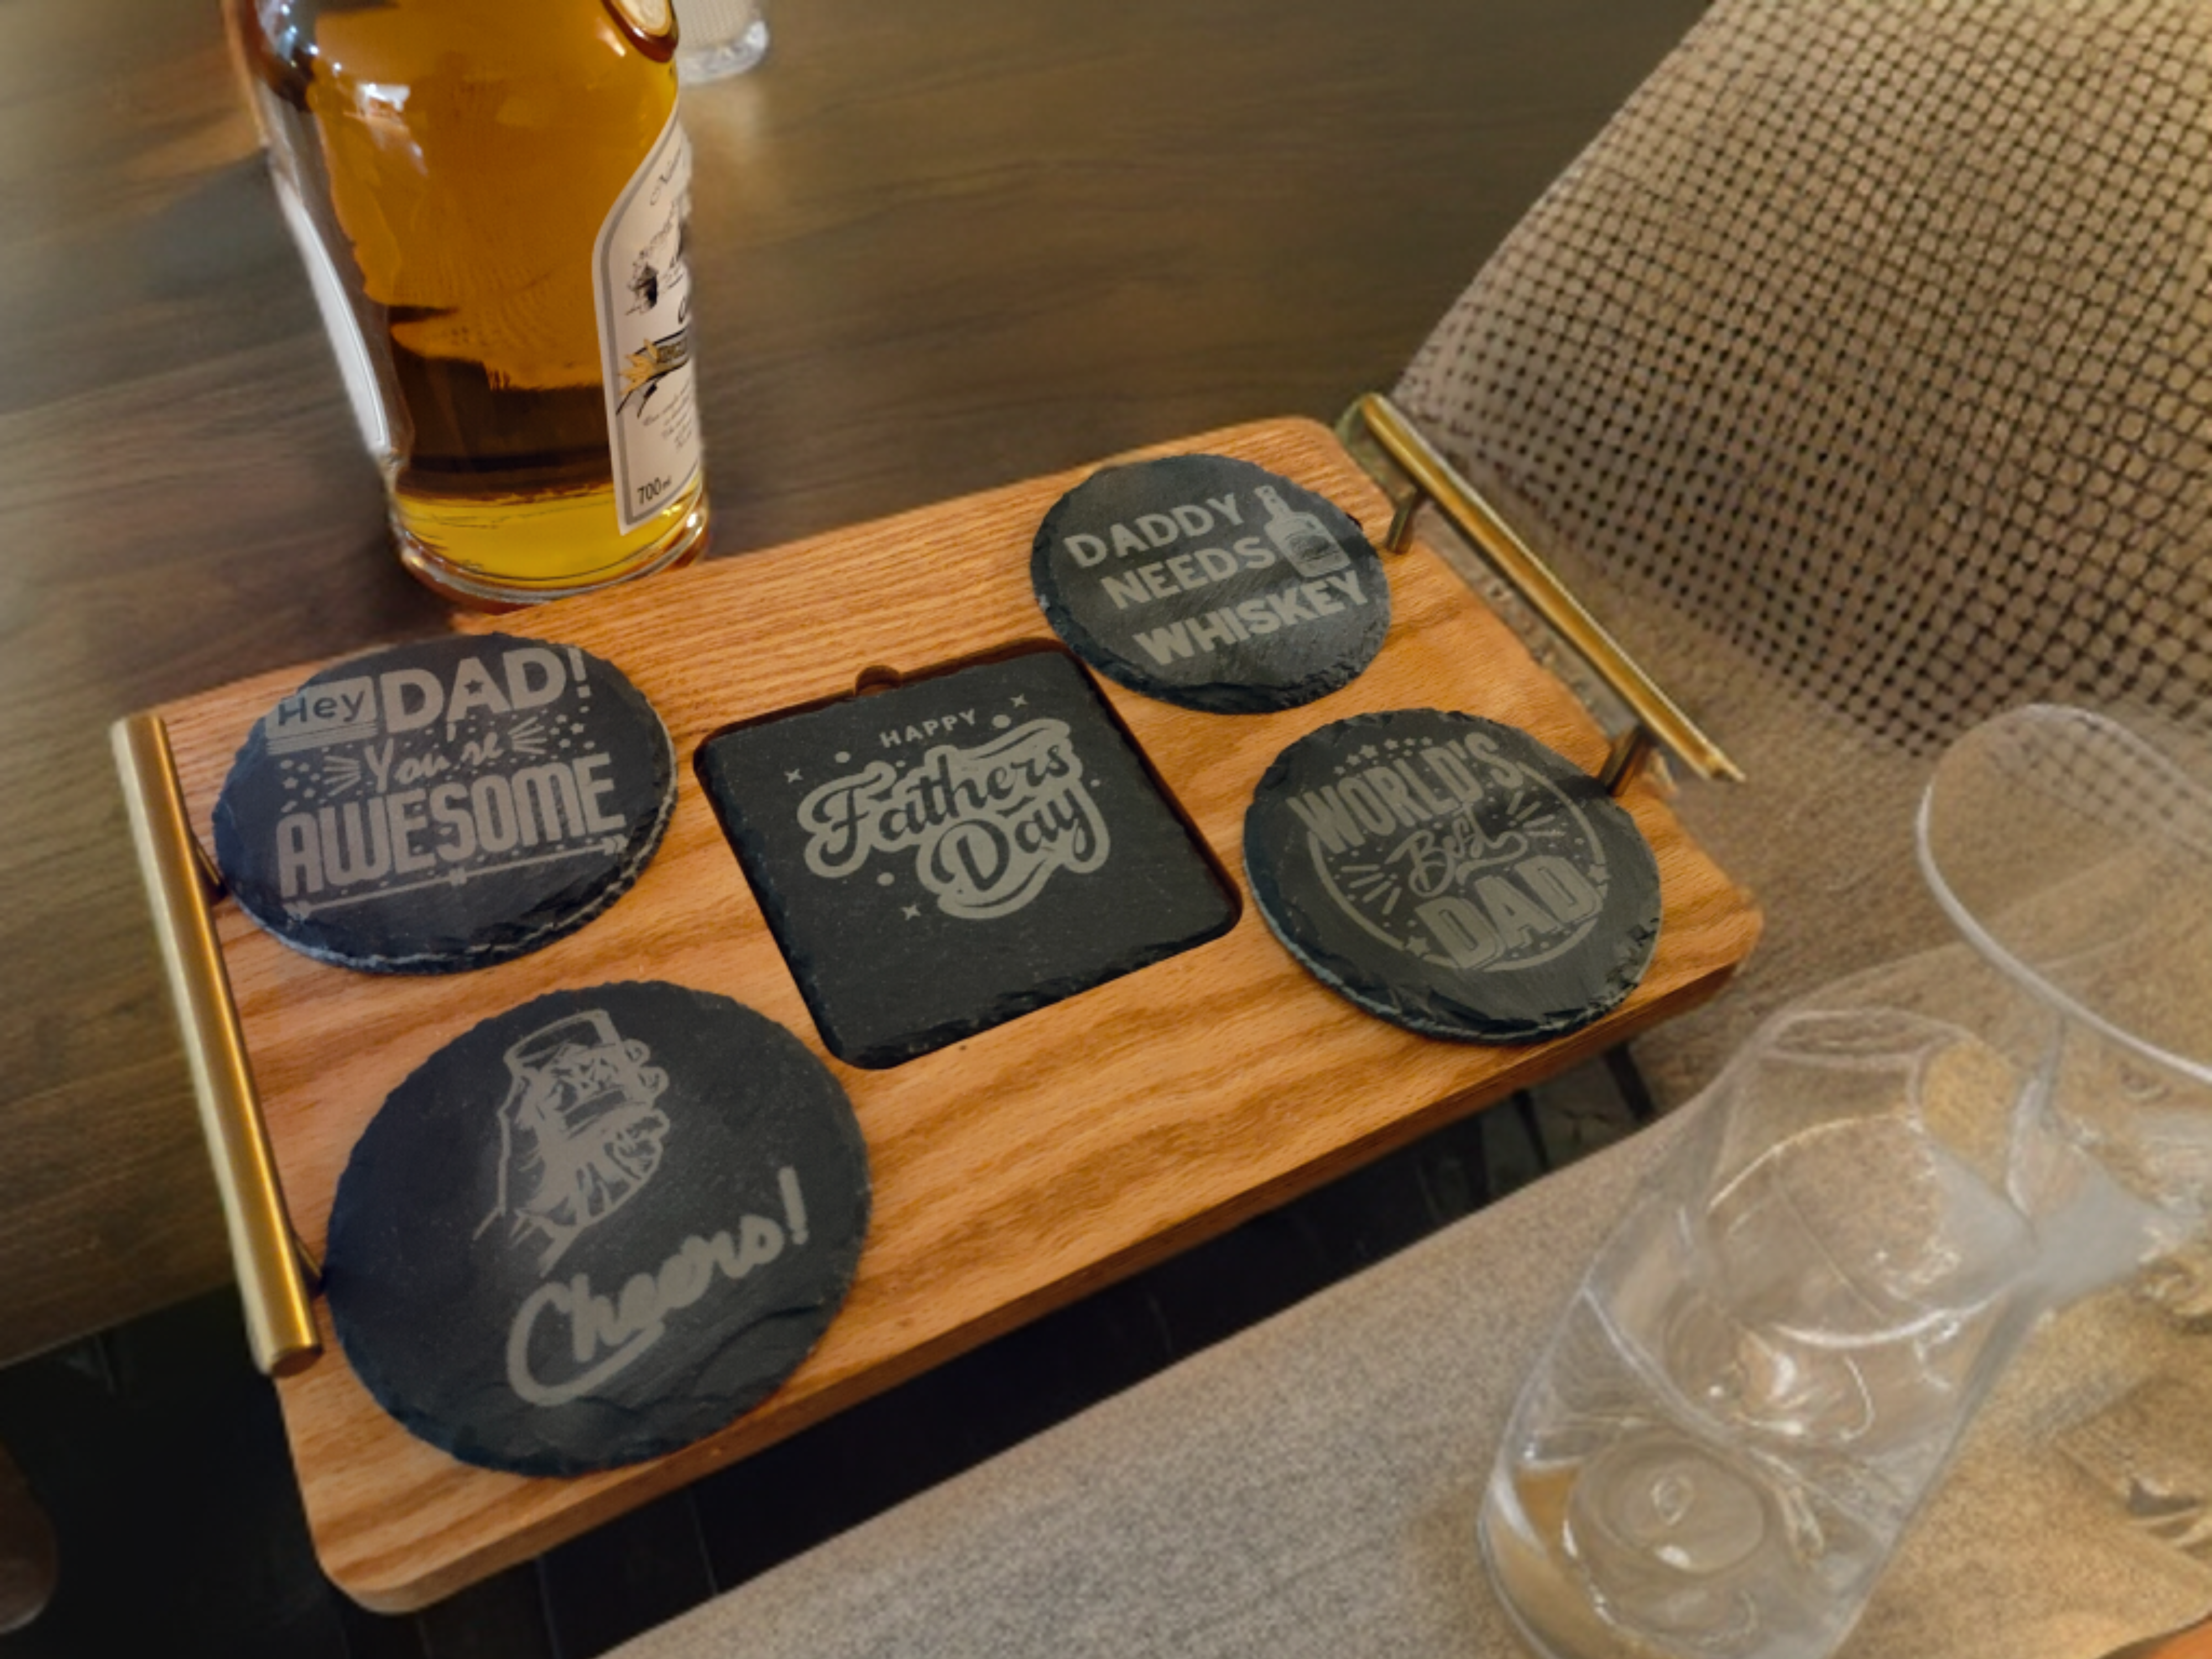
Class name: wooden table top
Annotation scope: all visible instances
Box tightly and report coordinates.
[0,0,1706,1366]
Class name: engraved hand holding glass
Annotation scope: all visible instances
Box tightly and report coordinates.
[478,1010,672,1273]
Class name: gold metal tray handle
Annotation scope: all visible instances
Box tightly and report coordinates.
[1349,393,1744,791]
[112,713,322,1377]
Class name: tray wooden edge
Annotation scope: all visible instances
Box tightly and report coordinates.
[142,413,1764,1609]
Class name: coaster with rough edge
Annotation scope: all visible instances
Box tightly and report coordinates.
[1242,709,1661,1042]
[695,649,1240,1068]
[211,634,676,973]
[1031,453,1389,713]
[324,982,872,1477]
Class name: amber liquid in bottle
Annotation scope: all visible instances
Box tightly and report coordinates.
[230,0,710,604]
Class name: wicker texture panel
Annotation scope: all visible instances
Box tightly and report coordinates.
[1397,0,2212,754]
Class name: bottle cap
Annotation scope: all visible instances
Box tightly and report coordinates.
[1243,710,1661,1041]
[1031,454,1389,713]
[325,982,870,1476]
[696,650,1239,1067]
[211,635,675,973]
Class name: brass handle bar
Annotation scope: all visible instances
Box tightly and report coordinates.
[1350,393,1744,787]
[112,713,321,1377]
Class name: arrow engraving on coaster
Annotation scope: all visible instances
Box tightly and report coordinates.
[283,837,627,919]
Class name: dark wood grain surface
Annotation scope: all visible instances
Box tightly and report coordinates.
[0,0,1705,1364]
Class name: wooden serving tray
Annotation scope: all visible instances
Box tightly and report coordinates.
[153,416,1760,1610]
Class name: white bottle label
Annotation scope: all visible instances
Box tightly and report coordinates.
[593,107,705,534]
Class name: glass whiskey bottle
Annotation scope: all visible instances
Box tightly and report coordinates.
[226,0,711,605]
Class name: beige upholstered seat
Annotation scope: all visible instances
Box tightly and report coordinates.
[1393,0,2212,1101]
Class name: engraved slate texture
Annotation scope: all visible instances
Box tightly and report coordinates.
[697,651,1239,1068]
[1244,711,1661,1043]
[211,635,676,973]
[1031,454,1389,714]
[325,983,871,1477]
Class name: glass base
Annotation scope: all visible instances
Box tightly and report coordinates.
[1480,1480,1643,1659]
[395,491,711,611]
[677,18,768,84]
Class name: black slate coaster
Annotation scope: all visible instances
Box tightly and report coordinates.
[696,650,1239,1067]
[212,635,675,973]
[1031,454,1389,713]
[325,982,870,1477]
[1243,711,1661,1042]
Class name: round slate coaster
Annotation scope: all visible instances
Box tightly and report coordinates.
[325,982,872,1476]
[1243,711,1661,1042]
[212,634,675,973]
[1031,453,1389,713]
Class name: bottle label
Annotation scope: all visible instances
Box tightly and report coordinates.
[593,107,704,535]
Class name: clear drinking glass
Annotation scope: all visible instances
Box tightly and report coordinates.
[674,0,768,82]
[1480,705,2212,1659]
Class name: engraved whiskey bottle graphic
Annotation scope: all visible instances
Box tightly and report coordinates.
[1255,484,1350,578]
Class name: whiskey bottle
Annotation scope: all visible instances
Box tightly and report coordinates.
[1255,483,1350,580]
[226,0,711,605]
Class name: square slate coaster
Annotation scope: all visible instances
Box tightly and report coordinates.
[697,651,1239,1067]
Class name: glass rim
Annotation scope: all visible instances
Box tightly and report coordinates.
[1915,702,2212,1090]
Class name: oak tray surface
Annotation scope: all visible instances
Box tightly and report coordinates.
[153,416,1761,1610]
